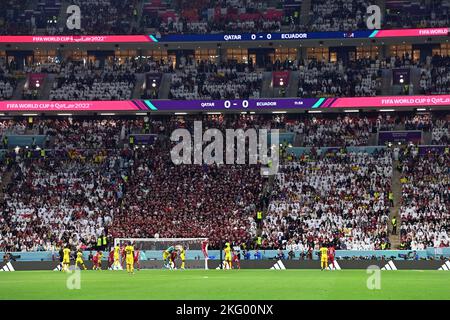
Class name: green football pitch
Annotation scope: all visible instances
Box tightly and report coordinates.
[0,269,449,300]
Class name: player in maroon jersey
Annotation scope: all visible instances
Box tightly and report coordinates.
[120,245,126,268]
[134,249,140,271]
[201,239,209,258]
[328,245,336,270]
[201,239,209,269]
[92,253,99,270]
[232,249,241,269]
[170,250,178,269]
[92,251,103,270]
[108,249,114,269]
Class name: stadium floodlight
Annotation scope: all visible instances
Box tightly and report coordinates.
[379,109,395,112]
[416,108,427,111]
[344,109,359,113]
[308,110,322,113]
[272,111,286,114]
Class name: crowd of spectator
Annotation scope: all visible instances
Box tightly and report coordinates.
[0,116,153,251]
[0,116,271,251]
[0,113,448,252]
[290,115,372,147]
[169,59,262,100]
[0,149,127,251]
[380,113,448,145]
[61,0,139,35]
[0,52,449,101]
[262,149,393,251]
[0,59,16,100]
[49,60,137,100]
[144,0,283,35]
[431,118,449,145]
[297,58,382,98]
[384,0,450,29]
[1,0,449,36]
[398,148,449,250]
[0,120,28,137]
[109,141,264,249]
[145,0,450,34]
[285,113,447,145]
[404,113,433,131]
[419,55,450,95]
[308,0,369,32]
[156,17,281,35]
[23,59,62,74]
[0,0,30,35]
[44,118,130,149]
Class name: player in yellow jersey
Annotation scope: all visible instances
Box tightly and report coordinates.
[162,246,175,269]
[177,245,186,270]
[113,245,120,270]
[62,245,71,271]
[98,251,104,270]
[75,249,87,270]
[224,242,232,270]
[319,245,328,271]
[125,241,135,274]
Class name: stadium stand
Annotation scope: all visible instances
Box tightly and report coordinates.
[0,119,28,136]
[62,0,139,35]
[1,50,449,100]
[293,115,372,147]
[109,144,263,249]
[431,121,449,145]
[262,149,393,251]
[0,0,30,35]
[384,0,450,29]
[0,59,16,100]
[49,60,137,100]
[297,58,382,98]
[308,0,369,32]
[0,0,449,36]
[142,0,283,34]
[0,118,135,251]
[418,55,450,95]
[0,112,448,252]
[0,0,449,258]
[169,60,262,100]
[398,149,449,250]
[0,115,279,251]
[0,153,120,251]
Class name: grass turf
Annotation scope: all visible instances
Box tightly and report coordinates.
[0,269,449,300]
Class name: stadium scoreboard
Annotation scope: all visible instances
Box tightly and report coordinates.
[1,96,450,112]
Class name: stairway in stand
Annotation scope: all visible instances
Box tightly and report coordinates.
[389,160,402,248]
